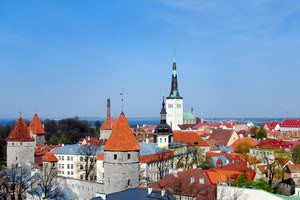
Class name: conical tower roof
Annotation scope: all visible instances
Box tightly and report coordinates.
[7,117,34,141]
[29,113,46,135]
[104,113,140,151]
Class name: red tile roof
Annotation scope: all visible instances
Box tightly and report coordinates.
[96,153,104,160]
[173,131,209,147]
[29,113,46,135]
[7,117,34,142]
[151,168,216,199]
[140,151,174,163]
[264,122,280,130]
[42,152,58,162]
[100,117,115,130]
[281,119,300,128]
[104,113,140,151]
[206,161,256,185]
[208,129,237,146]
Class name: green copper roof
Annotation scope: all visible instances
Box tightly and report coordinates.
[183,112,196,120]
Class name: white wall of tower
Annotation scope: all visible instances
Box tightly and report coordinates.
[166,98,183,130]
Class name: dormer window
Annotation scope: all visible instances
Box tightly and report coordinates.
[199,178,204,184]
[191,177,195,183]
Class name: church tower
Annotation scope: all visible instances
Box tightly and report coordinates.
[154,97,173,148]
[103,112,140,194]
[166,58,183,130]
[7,117,35,167]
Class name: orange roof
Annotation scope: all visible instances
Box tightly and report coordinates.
[29,113,46,135]
[7,117,34,142]
[104,113,140,151]
[42,152,58,162]
[140,152,174,163]
[231,138,258,151]
[173,131,209,147]
[100,117,115,130]
[96,153,104,160]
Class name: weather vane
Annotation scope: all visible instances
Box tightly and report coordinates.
[120,89,124,113]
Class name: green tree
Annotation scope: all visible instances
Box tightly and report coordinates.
[252,178,273,192]
[256,127,267,139]
[292,144,300,164]
[232,174,253,187]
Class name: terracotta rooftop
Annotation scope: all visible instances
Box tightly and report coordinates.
[231,138,258,151]
[281,119,300,128]
[29,113,46,135]
[7,117,34,142]
[173,131,209,147]
[104,113,140,152]
[96,153,104,160]
[208,129,237,146]
[42,152,58,162]
[100,117,115,130]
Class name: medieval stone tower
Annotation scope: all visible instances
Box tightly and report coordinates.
[29,113,46,145]
[7,117,35,167]
[166,58,183,130]
[103,112,140,194]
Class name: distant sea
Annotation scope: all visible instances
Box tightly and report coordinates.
[0,117,293,127]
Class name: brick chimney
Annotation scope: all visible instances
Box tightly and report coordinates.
[107,98,111,119]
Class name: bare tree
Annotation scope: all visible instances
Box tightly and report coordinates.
[79,145,97,181]
[36,163,62,199]
[0,165,36,200]
[157,149,173,180]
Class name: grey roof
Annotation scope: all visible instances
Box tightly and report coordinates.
[139,143,171,156]
[91,188,175,200]
[51,144,104,155]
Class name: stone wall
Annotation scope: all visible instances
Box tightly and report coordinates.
[7,141,35,167]
[58,177,104,200]
[104,151,139,194]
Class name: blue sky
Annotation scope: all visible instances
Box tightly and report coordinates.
[0,0,300,118]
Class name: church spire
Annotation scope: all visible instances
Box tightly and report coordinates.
[160,96,167,123]
[168,53,182,99]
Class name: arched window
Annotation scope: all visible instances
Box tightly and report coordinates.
[128,179,130,186]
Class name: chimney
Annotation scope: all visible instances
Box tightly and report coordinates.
[107,98,111,119]
[148,188,153,195]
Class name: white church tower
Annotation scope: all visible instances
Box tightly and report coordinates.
[166,58,183,130]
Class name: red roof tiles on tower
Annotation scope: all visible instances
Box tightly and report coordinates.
[100,117,116,130]
[42,152,58,162]
[104,113,140,151]
[7,117,34,141]
[29,113,46,135]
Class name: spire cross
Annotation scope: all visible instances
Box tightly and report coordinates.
[173,48,176,62]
